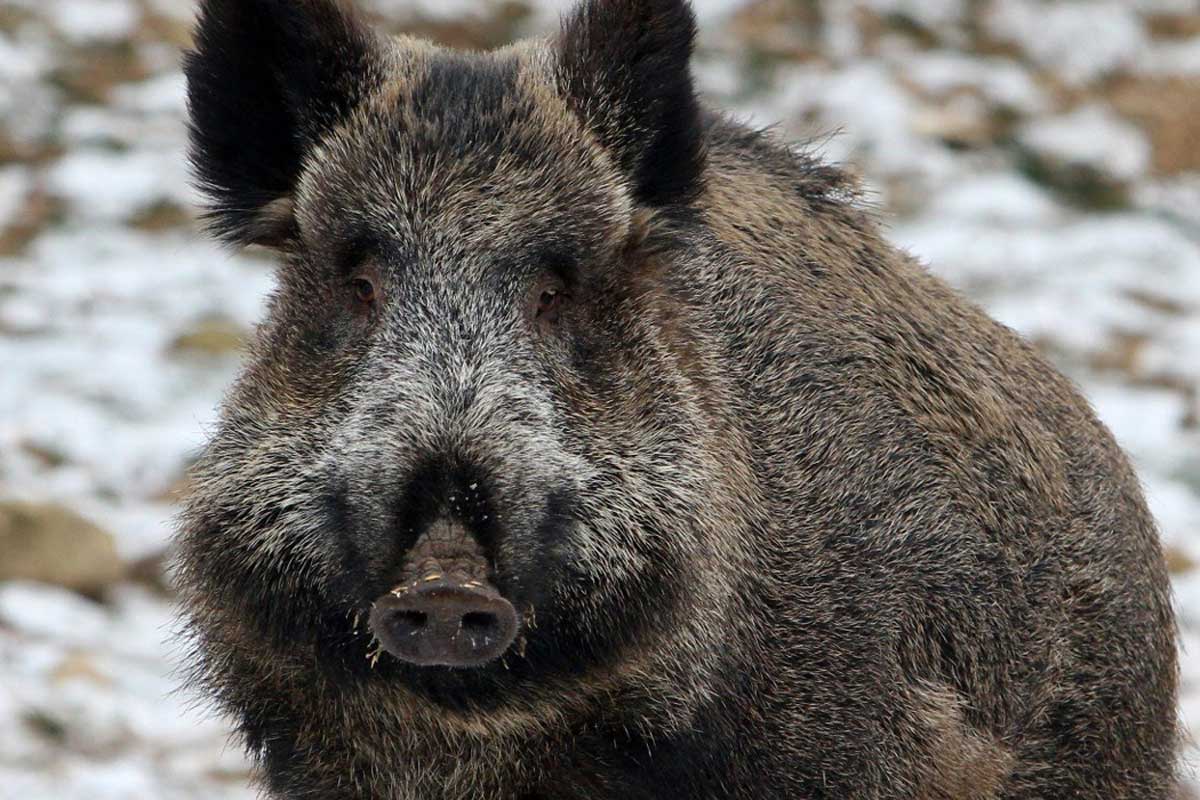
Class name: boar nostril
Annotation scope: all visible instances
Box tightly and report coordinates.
[395,610,427,633]
[369,581,519,668]
[461,611,496,634]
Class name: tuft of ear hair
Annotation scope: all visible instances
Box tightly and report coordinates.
[184,0,380,247]
[556,0,706,208]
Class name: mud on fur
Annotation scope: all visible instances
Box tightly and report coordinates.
[174,0,1178,797]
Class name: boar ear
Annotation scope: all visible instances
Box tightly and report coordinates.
[184,0,381,247]
[556,0,705,207]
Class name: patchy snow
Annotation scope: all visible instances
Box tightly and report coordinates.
[369,0,496,20]
[682,0,750,24]
[900,50,1048,114]
[1147,477,1200,560]
[48,0,142,45]
[862,0,967,28]
[1138,174,1200,227]
[752,59,962,206]
[47,149,184,223]
[1018,104,1153,183]
[113,73,189,116]
[985,0,1148,86]
[1,0,1197,796]
[1138,36,1200,77]
[139,0,195,23]
[0,583,113,647]
[1133,0,1200,12]
[921,171,1061,225]
[0,29,53,84]
[0,166,32,230]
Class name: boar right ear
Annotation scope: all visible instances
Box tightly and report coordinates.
[556,0,705,208]
[184,0,380,247]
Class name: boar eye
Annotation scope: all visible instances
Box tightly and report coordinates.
[535,281,567,325]
[351,277,376,308]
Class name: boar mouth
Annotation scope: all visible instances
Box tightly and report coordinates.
[367,519,519,668]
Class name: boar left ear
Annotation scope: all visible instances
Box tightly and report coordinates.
[184,0,381,247]
[556,0,705,208]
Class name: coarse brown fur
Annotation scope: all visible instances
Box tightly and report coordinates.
[175,0,1179,798]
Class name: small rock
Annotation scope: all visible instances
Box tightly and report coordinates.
[1146,13,1200,41]
[1123,288,1191,318]
[0,501,124,594]
[911,95,997,149]
[23,709,68,744]
[1108,76,1200,176]
[51,652,112,687]
[18,439,70,469]
[129,200,190,232]
[140,8,194,49]
[1166,545,1198,575]
[0,183,60,258]
[1087,331,1149,377]
[168,316,246,358]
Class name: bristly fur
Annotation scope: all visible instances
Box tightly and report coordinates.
[175,0,1178,798]
[184,0,382,246]
[556,0,706,207]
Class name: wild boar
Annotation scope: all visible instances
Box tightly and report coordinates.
[175,0,1178,797]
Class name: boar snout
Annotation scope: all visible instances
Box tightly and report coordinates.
[370,579,518,667]
[368,517,519,667]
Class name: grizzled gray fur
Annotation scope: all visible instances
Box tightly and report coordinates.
[175,0,1179,797]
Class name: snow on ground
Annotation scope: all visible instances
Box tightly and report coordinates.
[0,0,1197,796]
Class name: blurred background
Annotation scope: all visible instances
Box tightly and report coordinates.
[0,0,1198,796]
